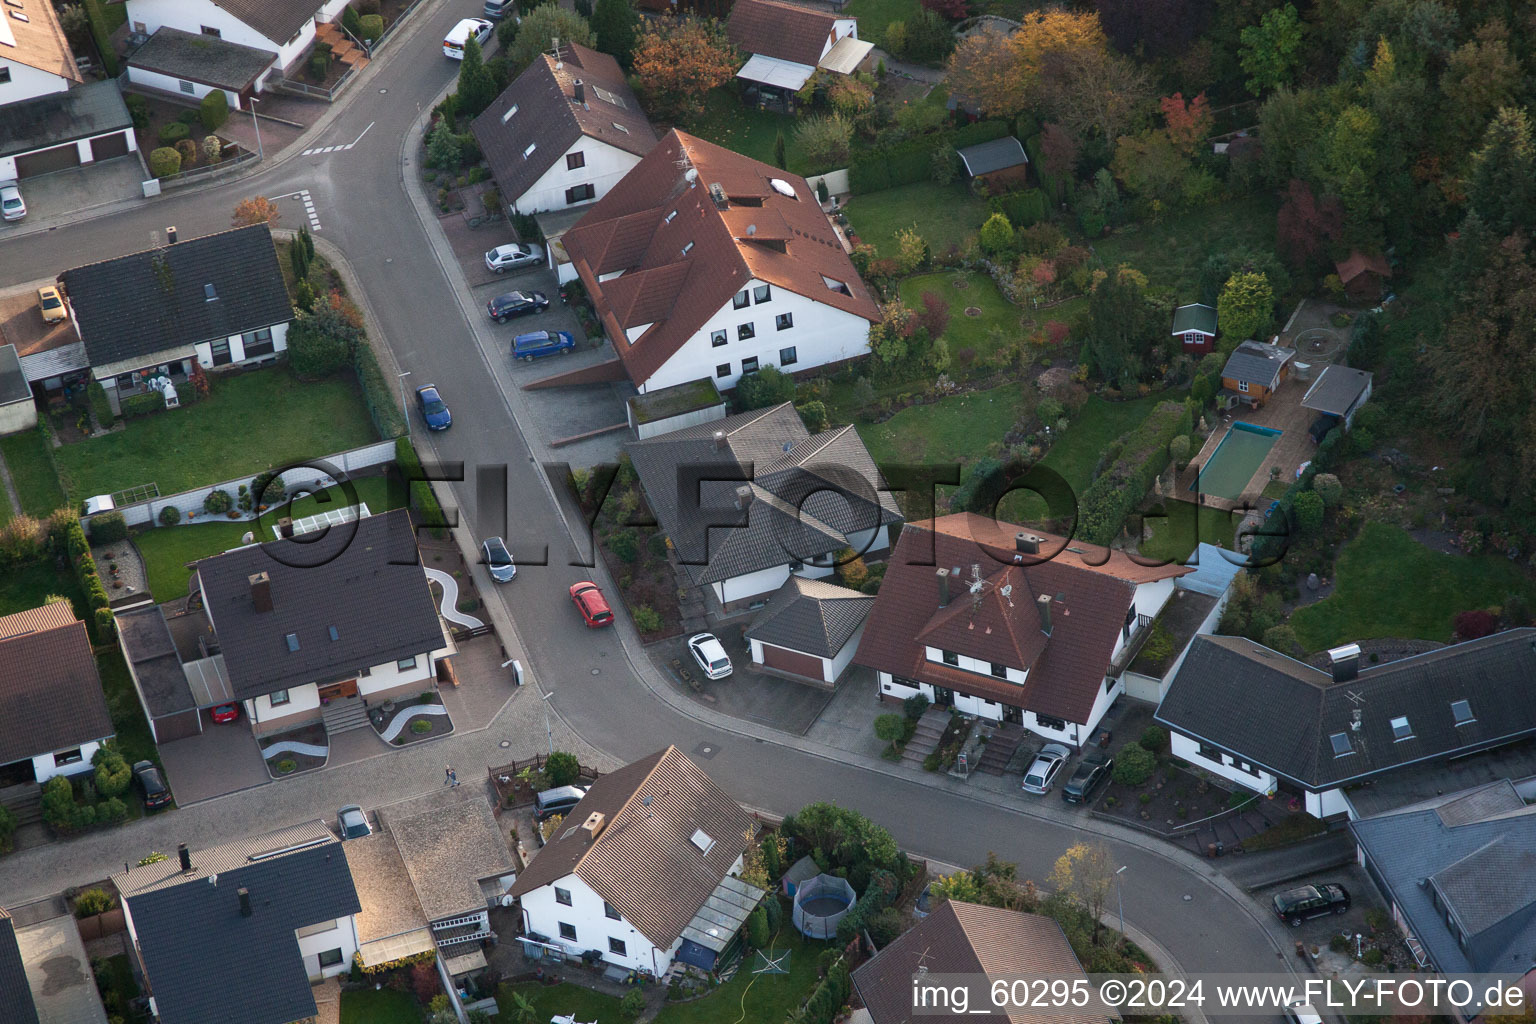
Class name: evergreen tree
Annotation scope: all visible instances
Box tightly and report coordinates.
[1467,106,1535,238]
[455,37,498,119]
[591,0,639,66]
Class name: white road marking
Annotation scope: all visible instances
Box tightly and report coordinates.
[269,189,323,231]
[300,121,375,157]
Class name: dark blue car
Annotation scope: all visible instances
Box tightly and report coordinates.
[415,384,452,430]
[487,290,549,322]
[512,330,576,361]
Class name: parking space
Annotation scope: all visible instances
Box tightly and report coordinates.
[156,711,271,805]
[0,156,145,227]
[0,282,74,358]
[648,627,838,735]
[1253,863,1383,961]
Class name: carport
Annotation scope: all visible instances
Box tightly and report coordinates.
[0,80,137,182]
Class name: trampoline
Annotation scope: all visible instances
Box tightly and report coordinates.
[792,874,856,940]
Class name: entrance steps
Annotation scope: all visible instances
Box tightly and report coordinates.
[322,696,371,735]
[975,723,1026,775]
[900,707,950,767]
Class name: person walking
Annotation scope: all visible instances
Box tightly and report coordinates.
[444,763,454,785]
[450,768,460,787]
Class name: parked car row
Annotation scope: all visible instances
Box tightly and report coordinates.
[1021,744,1113,802]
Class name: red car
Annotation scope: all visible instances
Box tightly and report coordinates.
[569,581,614,628]
[210,703,240,724]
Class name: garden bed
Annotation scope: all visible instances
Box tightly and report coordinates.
[580,460,682,641]
[1093,761,1231,835]
[262,722,328,778]
[373,692,454,745]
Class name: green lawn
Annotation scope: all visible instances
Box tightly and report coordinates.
[683,90,830,177]
[845,0,922,46]
[52,368,378,503]
[1008,394,1166,523]
[654,928,826,1024]
[339,988,422,1024]
[0,557,89,622]
[845,182,992,258]
[1290,522,1536,651]
[133,474,407,603]
[496,981,623,1023]
[857,382,1029,470]
[1133,500,1243,563]
[1090,194,1280,299]
[0,427,68,518]
[898,271,1020,359]
[0,478,11,524]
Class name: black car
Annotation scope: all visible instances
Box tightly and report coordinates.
[132,760,172,811]
[1061,751,1113,804]
[1272,883,1351,926]
[486,290,549,322]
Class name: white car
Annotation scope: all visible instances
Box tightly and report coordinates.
[688,633,732,680]
[485,242,545,273]
[1022,743,1071,794]
[0,182,25,222]
[443,18,493,59]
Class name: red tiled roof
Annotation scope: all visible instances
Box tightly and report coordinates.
[561,130,878,388]
[1335,250,1392,284]
[726,0,841,68]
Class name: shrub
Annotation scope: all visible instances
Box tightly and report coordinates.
[632,605,661,633]
[734,364,796,410]
[202,135,222,162]
[867,906,903,947]
[410,719,433,734]
[342,4,364,36]
[97,797,128,823]
[1362,947,1384,965]
[1168,433,1191,467]
[544,751,581,787]
[1312,472,1343,507]
[1291,489,1324,535]
[95,607,116,641]
[310,52,331,80]
[0,514,45,567]
[158,505,182,526]
[608,529,640,563]
[874,713,907,743]
[276,759,297,774]
[87,379,114,427]
[94,751,131,797]
[199,89,229,131]
[74,888,116,917]
[904,693,930,720]
[157,121,190,144]
[745,905,770,948]
[359,14,384,41]
[1138,726,1168,753]
[1453,609,1500,640]
[796,400,829,433]
[88,509,127,544]
[620,989,646,1021]
[1112,744,1157,785]
[149,147,181,178]
[203,489,233,514]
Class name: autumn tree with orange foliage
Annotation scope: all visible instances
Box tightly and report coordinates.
[945,10,1109,122]
[631,17,737,120]
[231,196,281,228]
[1159,91,1211,155]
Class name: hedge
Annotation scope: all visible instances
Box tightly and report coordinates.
[1023,133,1066,204]
[1247,425,1347,566]
[395,436,448,535]
[849,120,1012,194]
[1077,400,1193,546]
[359,14,384,41]
[121,392,167,418]
[355,337,407,439]
[157,120,191,144]
[991,188,1047,227]
[199,90,229,131]
[87,380,114,427]
[89,511,127,544]
[799,957,851,1024]
[81,0,120,76]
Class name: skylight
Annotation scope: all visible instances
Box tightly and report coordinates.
[9,10,27,21]
[1329,732,1352,757]
[664,210,677,223]
[1390,716,1412,741]
[1451,699,1474,725]
[328,625,340,642]
[523,142,536,158]
[690,829,715,855]
[612,122,630,133]
[501,103,518,123]
[284,633,300,652]
[204,284,217,301]
[681,241,694,255]
[593,85,625,108]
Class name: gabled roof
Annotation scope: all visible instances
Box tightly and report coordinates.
[60,225,292,369]
[1156,629,1536,789]
[509,747,752,951]
[855,513,1189,723]
[726,0,839,67]
[127,26,278,91]
[377,788,516,922]
[0,78,131,160]
[0,0,80,83]
[193,509,444,700]
[472,42,656,206]
[626,404,902,586]
[852,901,1107,1024]
[562,130,878,387]
[0,908,38,1024]
[112,821,361,1024]
[1171,302,1217,336]
[1301,364,1372,418]
[203,0,320,45]
[956,136,1027,176]
[1220,339,1293,388]
[747,576,874,658]
[0,603,113,765]
[1336,250,1391,284]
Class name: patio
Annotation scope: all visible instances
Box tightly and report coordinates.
[1175,374,1322,514]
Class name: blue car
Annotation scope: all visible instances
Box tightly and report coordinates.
[512,329,575,361]
[415,384,452,430]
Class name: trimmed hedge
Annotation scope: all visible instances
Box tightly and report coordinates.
[355,337,407,439]
[89,511,127,544]
[148,147,181,178]
[395,437,448,534]
[359,14,384,41]
[157,120,191,144]
[121,392,167,418]
[87,379,114,427]
[1077,400,1193,546]
[199,89,229,131]
[991,188,1047,227]
[849,120,1012,194]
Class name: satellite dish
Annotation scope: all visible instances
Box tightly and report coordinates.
[1000,585,1012,598]
[684,168,699,184]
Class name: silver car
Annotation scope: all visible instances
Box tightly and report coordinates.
[484,242,544,273]
[337,805,371,840]
[0,182,25,222]
[481,537,516,582]
[1022,743,1072,794]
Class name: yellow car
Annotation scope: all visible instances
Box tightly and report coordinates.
[38,285,65,324]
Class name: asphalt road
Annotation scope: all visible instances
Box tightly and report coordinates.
[0,1,1299,1002]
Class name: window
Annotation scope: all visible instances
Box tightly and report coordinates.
[716,363,731,378]
[555,887,573,906]
[559,922,577,941]
[681,241,694,255]
[942,650,959,666]
[989,662,1007,678]
[1237,380,1250,393]
[779,346,797,366]
[1184,332,1201,345]
[740,356,759,374]
[1195,741,1223,762]
[397,656,418,671]
[200,25,221,37]
[775,312,793,331]
[1036,713,1068,732]
[523,142,537,158]
[565,183,595,204]
[566,151,586,170]
[53,747,83,766]
[0,67,10,84]
[608,937,627,955]
[501,104,518,123]
[604,901,621,920]
[241,327,274,358]
[1329,732,1353,757]
[753,284,771,303]
[737,323,755,341]
[711,329,728,347]
[733,290,750,310]
[270,690,290,707]
[179,79,196,94]
[664,210,677,223]
[209,338,232,366]
[1390,716,1413,741]
[284,633,300,652]
[317,948,344,968]
[1451,699,1474,725]
[613,122,630,133]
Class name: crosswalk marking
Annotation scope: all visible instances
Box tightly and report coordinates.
[301,121,375,158]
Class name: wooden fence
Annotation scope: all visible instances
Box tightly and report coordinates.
[488,755,603,808]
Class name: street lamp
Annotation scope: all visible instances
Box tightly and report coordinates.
[1115,865,1128,944]
[249,96,263,160]
[541,691,554,755]
[396,370,411,436]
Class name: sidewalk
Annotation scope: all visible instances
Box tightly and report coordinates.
[1218,832,1357,891]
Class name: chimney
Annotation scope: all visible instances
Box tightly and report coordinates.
[572,79,584,104]
[248,572,273,613]
[166,225,177,244]
[734,485,754,511]
[277,516,294,539]
[713,429,727,450]
[1037,594,1053,636]
[1016,533,1039,555]
[937,568,950,608]
[177,843,191,872]
[237,887,252,917]
[581,811,606,839]
[1327,643,1361,682]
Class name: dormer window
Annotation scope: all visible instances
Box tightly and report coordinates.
[1329,732,1352,757]
[1390,716,1413,741]
[941,650,958,667]
[989,662,1007,678]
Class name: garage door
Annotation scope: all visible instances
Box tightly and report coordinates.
[152,709,202,743]
[15,143,81,178]
[761,643,825,681]
[90,132,130,162]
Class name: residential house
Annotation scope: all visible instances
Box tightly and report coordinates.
[1218,339,1292,408]
[0,0,78,103]
[1171,302,1217,355]
[113,823,362,1024]
[1301,364,1373,431]
[509,746,763,977]
[1349,780,1536,1010]
[123,0,356,89]
[1117,542,1243,704]
[472,42,656,216]
[0,602,115,782]
[726,0,871,107]
[955,137,1029,192]
[0,908,40,1024]
[745,575,874,686]
[1155,630,1536,819]
[126,26,283,111]
[626,403,902,614]
[1335,250,1392,303]
[0,344,35,435]
[851,899,1110,1024]
[855,513,1192,745]
[59,224,294,415]
[559,129,880,394]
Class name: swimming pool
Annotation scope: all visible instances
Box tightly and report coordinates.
[1190,422,1281,501]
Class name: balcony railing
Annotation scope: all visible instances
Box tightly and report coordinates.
[1109,613,1156,675]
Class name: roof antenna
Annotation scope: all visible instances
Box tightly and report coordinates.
[552,36,562,68]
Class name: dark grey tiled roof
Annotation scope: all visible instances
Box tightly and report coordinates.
[1171,302,1217,336]
[112,821,361,1024]
[1350,791,1536,974]
[214,0,320,44]
[128,27,277,89]
[1156,630,1536,789]
[60,225,291,369]
[1301,365,1372,417]
[117,605,198,717]
[747,576,873,658]
[0,79,131,159]
[0,345,28,405]
[194,509,444,700]
[627,404,901,586]
[0,908,39,1024]
[956,136,1027,176]
[1220,340,1292,387]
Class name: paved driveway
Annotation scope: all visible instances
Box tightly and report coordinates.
[157,711,270,805]
[0,156,146,228]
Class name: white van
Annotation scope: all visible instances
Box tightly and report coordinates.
[443,18,492,59]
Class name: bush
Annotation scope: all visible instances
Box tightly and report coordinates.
[874,713,907,743]
[157,121,190,144]
[1138,726,1168,753]
[95,606,116,641]
[1168,433,1191,467]
[1312,472,1343,507]
[745,905,770,948]
[0,514,44,567]
[203,489,233,514]
[149,147,182,178]
[342,4,364,36]
[632,605,661,633]
[199,89,229,131]
[158,505,182,526]
[87,379,114,427]
[1077,400,1192,545]
[94,751,131,797]
[903,693,930,720]
[993,189,1047,228]
[1291,489,1324,535]
[88,510,127,544]
[74,888,116,918]
[97,797,128,823]
[1112,744,1156,785]
[734,364,796,410]
[867,906,903,947]
[620,988,646,1021]
[544,751,581,787]
[410,719,433,734]
[359,14,384,41]
[310,53,331,80]
[1453,609,1499,640]
[608,529,640,563]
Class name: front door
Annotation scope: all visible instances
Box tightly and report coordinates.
[318,679,358,701]
[1003,704,1023,725]
[932,687,954,707]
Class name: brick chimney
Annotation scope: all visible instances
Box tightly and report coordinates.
[1036,594,1053,636]
[248,572,273,613]
[713,430,728,451]
[572,79,585,104]
[936,568,950,608]
[1327,643,1360,682]
[581,811,606,839]
[238,887,252,917]
[178,843,191,872]
[1016,533,1039,555]
[277,516,294,539]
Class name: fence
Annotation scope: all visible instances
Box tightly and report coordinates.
[368,0,431,53]
[76,907,127,942]
[272,64,358,102]
[157,149,259,188]
[91,438,398,529]
[488,755,604,808]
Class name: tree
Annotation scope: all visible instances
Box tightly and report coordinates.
[631,17,736,120]
[1169,433,1191,467]
[773,130,786,169]
[231,196,280,227]
[1217,272,1273,342]
[1217,570,1283,640]
[944,30,1025,119]
[1112,744,1155,784]
[929,870,983,904]
[1190,373,1213,407]
[745,905,770,948]
[544,750,580,786]
[794,114,852,168]
[1084,264,1160,386]
[1261,624,1303,656]
[734,365,796,409]
[917,290,950,339]
[1238,3,1301,96]
[509,5,594,72]
[1275,179,1341,276]
[455,37,498,118]
[501,991,539,1024]
[1439,28,1521,142]
[426,118,464,173]
[287,293,362,378]
[1049,842,1114,943]
[1466,107,1535,238]
[591,0,639,66]
[1159,91,1211,155]
[875,714,907,744]
[979,212,1014,255]
[1038,45,1153,151]
[199,89,229,131]
[1312,473,1343,507]
[1110,130,1188,210]
[1038,123,1079,201]
[1453,609,1499,640]
[1291,489,1324,534]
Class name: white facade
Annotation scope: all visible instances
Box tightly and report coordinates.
[635,281,872,394]
[29,740,107,782]
[0,394,37,436]
[1169,730,1278,795]
[0,127,140,182]
[126,65,250,110]
[510,139,645,215]
[0,58,71,105]
[125,0,314,73]
[244,646,441,729]
[94,321,289,390]
[296,916,360,980]
[1106,578,1175,666]
[711,526,888,609]
[749,620,865,684]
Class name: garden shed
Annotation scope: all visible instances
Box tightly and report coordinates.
[955,136,1028,191]
[780,855,820,897]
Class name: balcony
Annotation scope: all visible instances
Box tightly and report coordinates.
[1108,612,1155,676]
